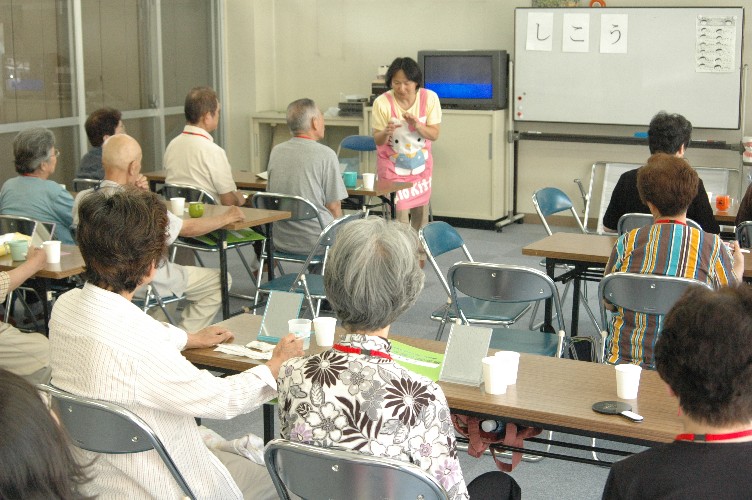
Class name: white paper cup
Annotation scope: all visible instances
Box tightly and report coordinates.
[482,356,508,395]
[615,364,642,399]
[288,319,312,349]
[361,173,375,190]
[170,197,185,215]
[313,317,337,347]
[42,240,61,264]
[494,351,521,385]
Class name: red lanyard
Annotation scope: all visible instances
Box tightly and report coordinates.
[294,134,315,140]
[182,131,210,140]
[675,429,752,442]
[332,344,392,360]
[655,219,687,226]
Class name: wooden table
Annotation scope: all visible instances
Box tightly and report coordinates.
[184,314,682,456]
[714,204,738,225]
[144,170,413,220]
[0,245,85,334]
[172,204,290,319]
[522,232,752,334]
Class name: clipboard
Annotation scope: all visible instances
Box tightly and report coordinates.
[257,291,304,344]
[438,324,492,386]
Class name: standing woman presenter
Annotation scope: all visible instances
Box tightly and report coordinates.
[372,57,441,257]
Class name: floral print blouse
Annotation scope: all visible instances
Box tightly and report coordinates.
[277,334,469,499]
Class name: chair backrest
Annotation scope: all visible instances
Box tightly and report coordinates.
[336,135,377,156]
[617,213,703,235]
[161,183,218,205]
[251,192,326,229]
[736,221,752,248]
[37,384,195,499]
[293,211,366,280]
[448,262,566,333]
[264,439,449,500]
[72,178,101,192]
[0,214,56,241]
[531,187,586,236]
[419,221,473,297]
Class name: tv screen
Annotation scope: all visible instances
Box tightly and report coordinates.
[418,50,508,110]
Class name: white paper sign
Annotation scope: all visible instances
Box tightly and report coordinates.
[696,15,737,73]
[527,12,553,52]
[563,13,590,53]
[600,14,628,54]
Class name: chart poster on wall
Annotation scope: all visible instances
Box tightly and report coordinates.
[514,7,744,128]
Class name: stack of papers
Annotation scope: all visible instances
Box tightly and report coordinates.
[214,344,272,360]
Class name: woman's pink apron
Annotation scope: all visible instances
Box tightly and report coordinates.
[376,89,433,210]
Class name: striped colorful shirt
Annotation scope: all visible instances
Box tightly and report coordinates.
[605,223,737,369]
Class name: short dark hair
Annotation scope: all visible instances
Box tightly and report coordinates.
[85,107,122,147]
[648,111,692,155]
[14,127,55,174]
[385,57,422,89]
[656,286,752,427]
[0,369,92,499]
[637,153,698,217]
[77,187,168,294]
[184,86,218,124]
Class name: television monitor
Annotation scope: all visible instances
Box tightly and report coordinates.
[418,50,508,110]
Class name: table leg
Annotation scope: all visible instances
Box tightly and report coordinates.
[263,403,275,443]
[543,259,555,333]
[571,275,581,337]
[218,229,230,319]
[33,278,52,337]
[265,223,275,281]
[389,193,396,219]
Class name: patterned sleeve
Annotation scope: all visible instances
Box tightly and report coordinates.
[605,234,626,275]
[711,236,738,287]
[0,271,10,303]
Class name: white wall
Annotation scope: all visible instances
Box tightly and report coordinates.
[225,0,752,219]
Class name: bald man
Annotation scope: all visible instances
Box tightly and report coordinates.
[72,134,245,331]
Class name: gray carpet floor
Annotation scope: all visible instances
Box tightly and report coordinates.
[183,219,644,499]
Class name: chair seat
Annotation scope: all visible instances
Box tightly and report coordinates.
[259,273,325,297]
[430,298,530,325]
[268,250,325,265]
[490,328,561,357]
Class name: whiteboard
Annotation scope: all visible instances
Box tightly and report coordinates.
[514,7,744,128]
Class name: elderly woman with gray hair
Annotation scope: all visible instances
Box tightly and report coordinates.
[0,127,75,244]
[276,217,469,499]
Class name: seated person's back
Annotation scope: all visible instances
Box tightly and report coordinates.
[603,285,752,499]
[76,107,124,180]
[605,153,742,368]
[276,217,468,499]
[267,98,347,255]
[602,111,719,234]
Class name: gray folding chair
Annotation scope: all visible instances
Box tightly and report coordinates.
[161,183,263,301]
[598,272,713,364]
[735,221,752,248]
[617,213,703,235]
[72,178,101,192]
[448,262,566,357]
[419,221,530,341]
[131,283,182,326]
[254,212,365,317]
[264,438,448,500]
[37,384,195,500]
[251,192,327,288]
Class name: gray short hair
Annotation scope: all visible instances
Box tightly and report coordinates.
[14,128,55,174]
[324,217,425,332]
[286,98,319,135]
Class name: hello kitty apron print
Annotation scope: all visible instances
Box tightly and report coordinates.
[376,89,433,211]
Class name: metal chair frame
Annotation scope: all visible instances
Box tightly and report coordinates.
[418,221,530,341]
[132,283,182,326]
[617,213,702,235]
[264,438,448,500]
[37,384,195,499]
[72,178,101,192]
[736,221,752,248]
[160,183,261,301]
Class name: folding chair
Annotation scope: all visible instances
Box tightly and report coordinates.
[131,283,182,326]
[448,262,566,357]
[598,272,713,364]
[735,221,752,248]
[161,183,264,301]
[617,213,702,235]
[0,215,57,330]
[419,221,530,341]
[250,192,327,289]
[254,212,365,317]
[37,384,195,500]
[72,178,101,192]
[531,187,601,334]
[264,438,448,500]
[336,135,389,217]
